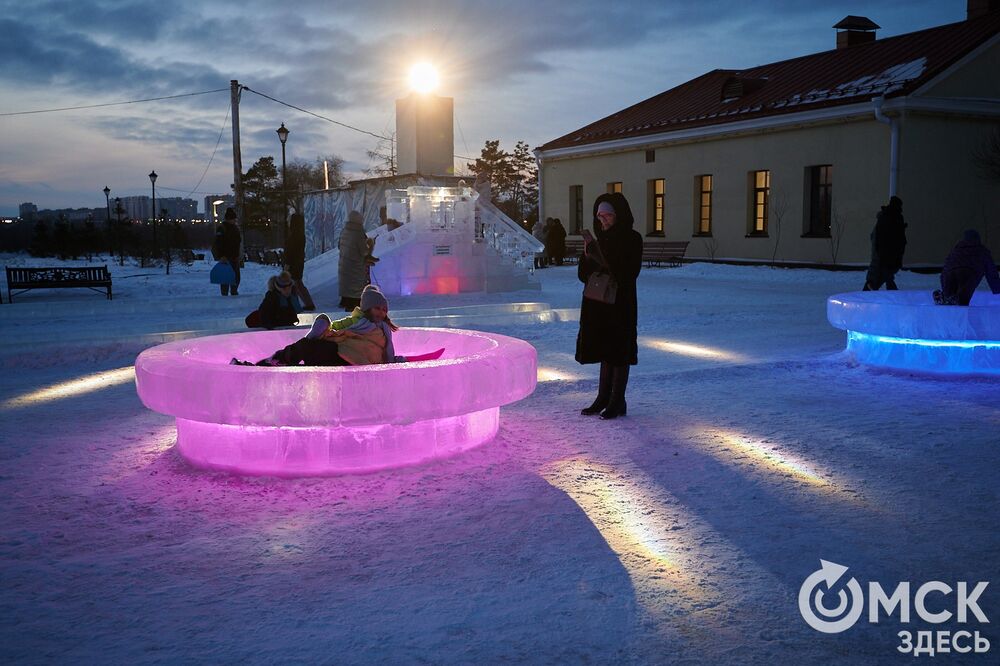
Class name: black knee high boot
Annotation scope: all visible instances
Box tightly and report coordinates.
[581,362,612,415]
[600,365,630,420]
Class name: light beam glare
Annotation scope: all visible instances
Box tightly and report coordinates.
[541,457,779,640]
[536,366,583,382]
[3,366,135,409]
[639,337,749,363]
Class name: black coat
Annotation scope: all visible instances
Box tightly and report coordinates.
[215,220,242,263]
[575,192,643,365]
[872,204,906,271]
[258,290,302,329]
[545,220,567,260]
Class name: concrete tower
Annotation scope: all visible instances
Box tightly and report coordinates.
[395,93,454,176]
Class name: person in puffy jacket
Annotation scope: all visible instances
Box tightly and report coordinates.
[933,229,1000,305]
[256,271,303,329]
[232,285,407,367]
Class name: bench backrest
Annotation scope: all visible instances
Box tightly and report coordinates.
[6,266,111,284]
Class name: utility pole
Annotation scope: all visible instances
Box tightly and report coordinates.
[231,80,244,223]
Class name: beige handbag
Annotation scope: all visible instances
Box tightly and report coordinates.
[584,271,617,304]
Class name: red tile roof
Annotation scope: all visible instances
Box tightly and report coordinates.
[539,13,1000,152]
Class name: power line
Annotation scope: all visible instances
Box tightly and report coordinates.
[0,88,229,117]
[182,104,231,198]
[241,86,393,142]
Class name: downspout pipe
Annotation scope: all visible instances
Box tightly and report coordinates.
[533,148,544,232]
[872,96,899,197]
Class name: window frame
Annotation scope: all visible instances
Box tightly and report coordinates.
[748,169,770,237]
[647,178,665,236]
[803,165,832,238]
[569,185,584,235]
[693,174,713,236]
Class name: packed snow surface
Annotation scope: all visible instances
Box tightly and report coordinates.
[1,254,997,664]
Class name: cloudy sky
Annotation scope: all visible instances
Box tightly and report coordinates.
[0,0,963,216]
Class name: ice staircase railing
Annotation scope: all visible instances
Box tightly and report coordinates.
[477,198,544,270]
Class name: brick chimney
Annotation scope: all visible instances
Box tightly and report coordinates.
[833,16,880,49]
[968,0,1000,19]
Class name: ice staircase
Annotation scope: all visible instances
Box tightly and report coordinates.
[302,186,543,300]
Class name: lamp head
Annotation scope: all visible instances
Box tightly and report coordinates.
[276,122,289,145]
[103,186,111,196]
[149,170,158,184]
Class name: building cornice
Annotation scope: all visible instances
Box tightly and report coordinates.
[535,96,1000,161]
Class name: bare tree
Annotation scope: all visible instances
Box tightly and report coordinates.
[829,205,848,264]
[702,236,719,261]
[769,189,788,267]
[972,125,1000,181]
[364,133,397,178]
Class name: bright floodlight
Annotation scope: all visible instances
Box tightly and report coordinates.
[408,62,439,93]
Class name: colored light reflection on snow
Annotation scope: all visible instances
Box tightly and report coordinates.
[828,290,1000,376]
[640,337,748,363]
[3,366,135,409]
[541,458,710,605]
[536,366,582,382]
[134,328,536,476]
[702,428,828,487]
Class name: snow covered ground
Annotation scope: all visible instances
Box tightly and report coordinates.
[1,253,997,664]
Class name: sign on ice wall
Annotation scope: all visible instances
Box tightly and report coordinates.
[370,186,501,296]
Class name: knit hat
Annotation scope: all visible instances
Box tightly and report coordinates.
[275,271,293,288]
[224,207,237,220]
[597,202,616,216]
[348,210,364,225]
[360,284,388,311]
[963,229,981,243]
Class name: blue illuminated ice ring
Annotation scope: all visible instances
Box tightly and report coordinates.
[827,290,1000,376]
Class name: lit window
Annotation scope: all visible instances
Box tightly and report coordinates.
[607,182,623,194]
[696,175,712,235]
[750,170,770,234]
[648,179,665,234]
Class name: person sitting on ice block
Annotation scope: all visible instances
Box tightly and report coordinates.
[933,229,1000,306]
[232,284,443,367]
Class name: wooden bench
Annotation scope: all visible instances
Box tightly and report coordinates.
[563,238,585,264]
[562,238,689,267]
[5,265,113,303]
[642,240,690,267]
[179,249,206,265]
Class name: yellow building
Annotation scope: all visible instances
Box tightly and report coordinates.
[536,5,1000,266]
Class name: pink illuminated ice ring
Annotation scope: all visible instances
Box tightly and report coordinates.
[134,328,537,476]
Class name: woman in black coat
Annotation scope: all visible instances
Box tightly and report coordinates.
[576,192,643,419]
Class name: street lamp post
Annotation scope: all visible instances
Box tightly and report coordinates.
[103,186,111,255]
[114,197,124,266]
[276,123,289,239]
[212,199,225,224]
[149,170,158,256]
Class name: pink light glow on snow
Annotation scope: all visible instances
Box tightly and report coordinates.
[134,328,536,476]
